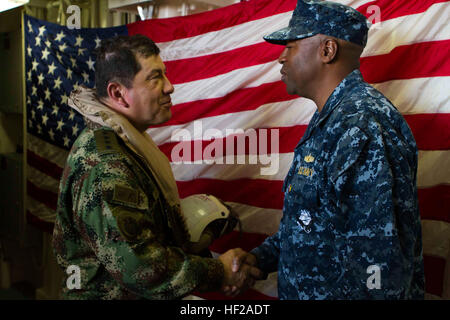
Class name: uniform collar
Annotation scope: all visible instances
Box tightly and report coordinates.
[296,69,364,148]
[316,69,364,127]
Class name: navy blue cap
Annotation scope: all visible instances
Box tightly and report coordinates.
[264,0,370,47]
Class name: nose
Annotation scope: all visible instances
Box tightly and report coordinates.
[163,75,174,94]
[278,47,288,65]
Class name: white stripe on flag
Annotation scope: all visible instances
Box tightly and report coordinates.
[27,196,56,222]
[417,151,450,187]
[28,134,68,169]
[421,219,450,259]
[374,77,450,115]
[172,60,280,105]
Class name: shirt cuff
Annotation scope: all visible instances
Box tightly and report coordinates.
[194,256,224,292]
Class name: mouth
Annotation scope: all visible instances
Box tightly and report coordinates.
[280,69,287,82]
[160,99,172,108]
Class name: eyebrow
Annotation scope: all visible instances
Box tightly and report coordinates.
[147,68,166,77]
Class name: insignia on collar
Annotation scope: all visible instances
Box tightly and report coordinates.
[304,154,314,163]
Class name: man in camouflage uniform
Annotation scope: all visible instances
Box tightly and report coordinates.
[52,35,262,299]
[227,0,424,299]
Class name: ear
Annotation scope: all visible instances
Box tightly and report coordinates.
[106,81,129,110]
[319,38,338,64]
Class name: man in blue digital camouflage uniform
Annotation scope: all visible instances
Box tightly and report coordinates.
[227,0,425,299]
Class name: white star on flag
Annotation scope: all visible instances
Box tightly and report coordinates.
[94,36,101,48]
[66,68,73,79]
[52,104,58,115]
[38,25,46,37]
[48,128,55,140]
[53,77,62,90]
[59,43,68,52]
[55,31,65,42]
[41,113,49,126]
[72,124,79,136]
[86,57,95,70]
[82,72,89,83]
[61,93,69,105]
[44,88,51,100]
[56,119,64,131]
[75,34,83,46]
[42,47,50,60]
[63,135,70,147]
[48,62,57,75]
[27,20,32,33]
[37,73,44,85]
[32,59,39,71]
[37,99,44,110]
[68,109,75,121]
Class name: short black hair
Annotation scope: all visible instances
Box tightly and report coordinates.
[95,34,160,98]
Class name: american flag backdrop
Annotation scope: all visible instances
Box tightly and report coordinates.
[25,0,450,300]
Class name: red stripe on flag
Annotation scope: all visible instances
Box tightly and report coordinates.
[358,0,449,22]
[423,255,446,297]
[126,0,297,42]
[27,180,58,211]
[177,178,284,210]
[404,114,450,151]
[166,42,283,85]
[27,150,64,180]
[361,40,450,83]
[418,185,450,223]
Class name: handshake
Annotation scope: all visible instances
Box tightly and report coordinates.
[218,248,267,297]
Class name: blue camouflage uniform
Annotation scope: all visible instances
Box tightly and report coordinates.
[252,69,424,300]
[251,0,425,300]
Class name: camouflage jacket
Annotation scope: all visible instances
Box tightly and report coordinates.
[52,124,224,300]
[251,70,425,300]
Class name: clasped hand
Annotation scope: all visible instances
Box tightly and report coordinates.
[218,248,266,297]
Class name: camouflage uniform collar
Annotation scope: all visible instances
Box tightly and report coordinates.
[315,69,364,127]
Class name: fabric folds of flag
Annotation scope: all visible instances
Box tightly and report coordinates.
[25,0,450,300]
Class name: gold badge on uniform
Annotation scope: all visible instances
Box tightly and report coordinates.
[304,154,314,163]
